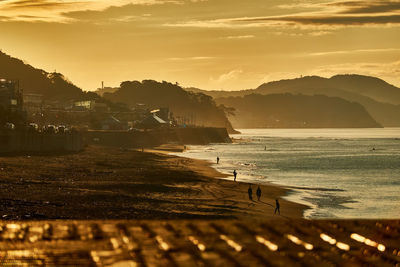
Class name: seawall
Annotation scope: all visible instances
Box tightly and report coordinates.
[0,130,84,153]
[83,127,231,148]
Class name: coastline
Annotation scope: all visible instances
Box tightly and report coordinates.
[0,145,307,220]
[152,144,309,220]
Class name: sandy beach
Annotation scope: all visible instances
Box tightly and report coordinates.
[0,145,307,220]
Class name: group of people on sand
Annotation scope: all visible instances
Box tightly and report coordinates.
[217,156,281,215]
[247,184,280,215]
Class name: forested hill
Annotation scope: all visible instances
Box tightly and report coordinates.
[255,75,400,106]
[188,74,400,127]
[189,75,400,105]
[0,51,97,102]
[217,93,382,129]
[103,80,236,133]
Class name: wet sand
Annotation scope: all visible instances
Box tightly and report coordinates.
[0,145,307,220]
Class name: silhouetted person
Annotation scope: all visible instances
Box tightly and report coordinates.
[233,170,237,181]
[217,156,219,164]
[248,185,253,201]
[274,199,280,215]
[256,186,261,201]
[264,146,267,151]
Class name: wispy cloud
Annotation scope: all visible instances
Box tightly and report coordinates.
[224,35,255,39]
[330,0,400,14]
[166,0,400,31]
[211,69,243,84]
[307,48,400,57]
[0,0,169,22]
[167,56,215,61]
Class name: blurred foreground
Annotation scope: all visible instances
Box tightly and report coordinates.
[0,219,399,266]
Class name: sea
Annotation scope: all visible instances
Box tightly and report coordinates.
[178,128,400,219]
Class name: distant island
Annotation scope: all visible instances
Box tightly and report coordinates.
[217,93,381,129]
[189,74,400,129]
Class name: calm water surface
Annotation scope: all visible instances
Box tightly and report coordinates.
[179,128,400,219]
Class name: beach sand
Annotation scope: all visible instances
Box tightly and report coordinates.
[0,145,307,220]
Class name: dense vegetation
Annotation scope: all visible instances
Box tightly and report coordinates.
[217,93,381,128]
[103,80,236,132]
[0,51,98,102]
[189,75,400,127]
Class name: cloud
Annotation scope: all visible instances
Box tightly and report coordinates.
[330,0,400,14]
[307,48,400,57]
[235,14,400,27]
[165,0,400,31]
[212,69,243,84]
[224,35,255,39]
[167,56,215,61]
[0,0,170,22]
[2,0,83,9]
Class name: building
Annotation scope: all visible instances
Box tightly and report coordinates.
[138,114,168,129]
[23,93,43,115]
[150,107,170,122]
[0,79,23,111]
[73,100,109,112]
[101,116,124,130]
[23,93,43,105]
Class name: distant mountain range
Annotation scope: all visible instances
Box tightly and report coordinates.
[0,51,97,102]
[1,50,397,129]
[217,93,381,128]
[188,75,400,128]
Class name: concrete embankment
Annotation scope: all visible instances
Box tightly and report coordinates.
[83,127,231,148]
[0,130,84,153]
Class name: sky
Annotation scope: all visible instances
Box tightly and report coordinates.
[0,0,400,91]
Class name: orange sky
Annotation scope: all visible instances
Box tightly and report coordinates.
[0,0,400,91]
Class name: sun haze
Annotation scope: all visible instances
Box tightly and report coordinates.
[1,0,399,90]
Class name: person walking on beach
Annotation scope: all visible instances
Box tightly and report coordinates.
[256,186,261,201]
[274,198,280,215]
[217,156,220,164]
[233,170,237,181]
[248,185,253,201]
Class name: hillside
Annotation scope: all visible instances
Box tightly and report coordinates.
[0,51,97,102]
[217,94,382,129]
[103,80,236,133]
[255,75,400,105]
[188,75,400,127]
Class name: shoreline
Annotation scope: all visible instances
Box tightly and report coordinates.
[0,145,307,220]
[151,144,309,220]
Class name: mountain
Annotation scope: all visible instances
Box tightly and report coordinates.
[217,93,382,129]
[0,51,97,102]
[103,80,237,133]
[255,75,400,105]
[188,75,400,127]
